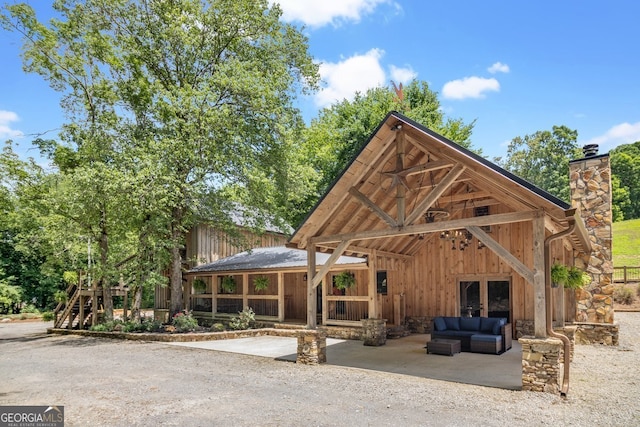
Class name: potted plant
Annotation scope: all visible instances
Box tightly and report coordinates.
[221,275,236,293]
[334,271,356,290]
[550,263,569,288]
[192,278,207,293]
[565,266,589,289]
[253,276,269,292]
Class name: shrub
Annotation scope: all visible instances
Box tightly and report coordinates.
[211,323,225,332]
[614,286,634,305]
[171,311,199,332]
[42,311,55,321]
[229,307,255,330]
[637,283,640,297]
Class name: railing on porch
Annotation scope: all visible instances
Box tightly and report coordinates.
[247,297,278,317]
[216,296,243,314]
[613,266,640,284]
[326,296,368,325]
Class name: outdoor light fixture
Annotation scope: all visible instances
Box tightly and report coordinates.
[440,229,476,251]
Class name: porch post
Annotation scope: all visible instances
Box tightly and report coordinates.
[277,271,285,322]
[367,249,378,319]
[533,214,546,337]
[307,242,317,329]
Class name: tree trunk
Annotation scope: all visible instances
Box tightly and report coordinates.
[131,284,143,323]
[99,209,114,321]
[169,207,185,318]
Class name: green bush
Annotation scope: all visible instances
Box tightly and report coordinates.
[171,311,199,332]
[211,323,225,332]
[637,283,640,297]
[42,311,55,321]
[614,286,634,305]
[229,307,255,331]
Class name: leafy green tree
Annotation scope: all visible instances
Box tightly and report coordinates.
[3,0,319,318]
[297,80,475,226]
[611,142,640,220]
[497,126,581,202]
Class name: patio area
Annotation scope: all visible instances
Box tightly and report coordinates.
[169,333,523,390]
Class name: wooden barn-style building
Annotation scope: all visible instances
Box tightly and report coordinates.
[182,111,615,347]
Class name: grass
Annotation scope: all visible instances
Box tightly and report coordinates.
[613,218,640,266]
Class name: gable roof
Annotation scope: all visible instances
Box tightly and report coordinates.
[290,111,589,256]
[188,246,366,274]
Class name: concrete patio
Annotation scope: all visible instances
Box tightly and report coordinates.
[169,333,523,390]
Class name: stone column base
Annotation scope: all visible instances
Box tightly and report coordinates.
[519,336,564,394]
[573,322,619,345]
[362,318,387,346]
[296,330,327,364]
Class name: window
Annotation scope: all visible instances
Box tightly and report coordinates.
[474,206,491,232]
[377,271,388,295]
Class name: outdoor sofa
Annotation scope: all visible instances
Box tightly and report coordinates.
[430,316,512,354]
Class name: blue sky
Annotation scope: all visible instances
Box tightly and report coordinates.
[2,0,639,162]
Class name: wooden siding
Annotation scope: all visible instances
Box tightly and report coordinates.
[186,224,288,267]
[376,206,572,326]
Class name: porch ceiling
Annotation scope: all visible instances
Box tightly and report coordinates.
[290,112,588,257]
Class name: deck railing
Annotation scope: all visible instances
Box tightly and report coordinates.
[326,297,368,324]
[613,266,640,284]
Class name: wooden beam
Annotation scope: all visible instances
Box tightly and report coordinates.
[277,271,284,322]
[466,225,535,284]
[395,129,406,226]
[306,242,316,329]
[349,187,397,227]
[311,239,352,289]
[315,243,412,261]
[368,249,378,319]
[405,163,466,225]
[532,215,546,337]
[381,159,453,178]
[311,210,539,244]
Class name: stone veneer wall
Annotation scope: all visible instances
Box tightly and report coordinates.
[362,319,387,346]
[520,337,564,394]
[406,316,432,334]
[569,154,614,324]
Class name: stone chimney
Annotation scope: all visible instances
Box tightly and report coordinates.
[569,144,614,323]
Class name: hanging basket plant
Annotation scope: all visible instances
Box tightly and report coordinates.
[221,276,237,293]
[565,266,589,289]
[192,278,207,293]
[550,263,569,288]
[253,276,269,292]
[334,271,356,290]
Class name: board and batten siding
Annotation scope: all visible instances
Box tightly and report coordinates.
[185,224,288,266]
[376,207,570,326]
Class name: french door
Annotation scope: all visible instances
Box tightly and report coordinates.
[459,278,511,321]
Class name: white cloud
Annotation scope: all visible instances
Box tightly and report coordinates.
[0,110,24,139]
[442,76,500,100]
[274,0,395,28]
[389,65,417,85]
[315,48,386,107]
[488,62,510,74]
[582,122,640,150]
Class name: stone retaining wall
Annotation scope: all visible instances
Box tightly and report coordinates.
[406,316,431,334]
[573,321,619,345]
[48,327,327,365]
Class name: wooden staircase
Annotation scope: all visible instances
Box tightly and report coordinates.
[54,282,102,329]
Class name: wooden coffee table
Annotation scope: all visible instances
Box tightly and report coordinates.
[426,338,461,356]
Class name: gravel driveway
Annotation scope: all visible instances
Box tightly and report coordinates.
[1,313,639,426]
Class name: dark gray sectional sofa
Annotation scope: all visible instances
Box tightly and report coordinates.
[430,316,512,354]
